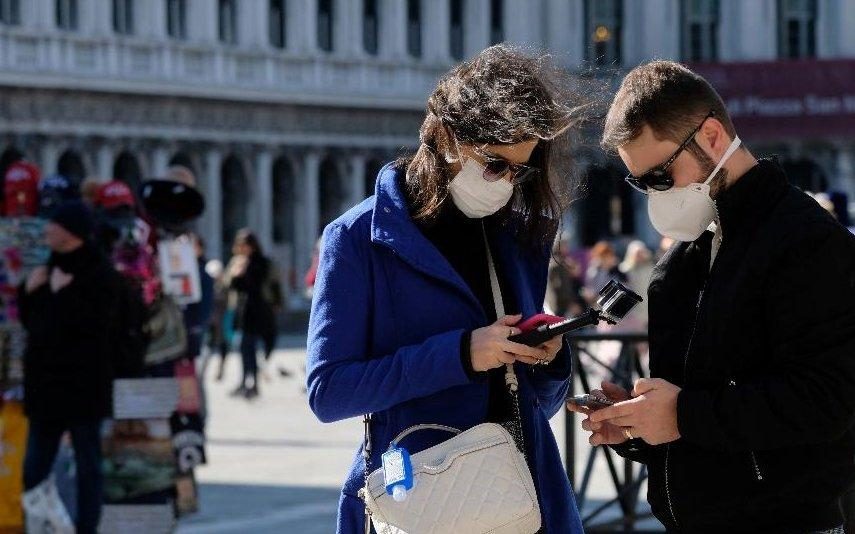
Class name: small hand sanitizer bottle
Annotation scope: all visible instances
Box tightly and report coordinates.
[382,446,414,502]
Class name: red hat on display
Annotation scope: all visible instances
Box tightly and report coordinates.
[95,180,136,210]
[3,161,41,217]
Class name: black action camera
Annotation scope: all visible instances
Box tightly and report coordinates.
[508,280,643,347]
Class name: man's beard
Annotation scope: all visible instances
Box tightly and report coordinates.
[689,142,728,198]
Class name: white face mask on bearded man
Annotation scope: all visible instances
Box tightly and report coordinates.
[647,136,742,242]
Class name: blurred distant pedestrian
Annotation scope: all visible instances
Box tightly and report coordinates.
[545,239,584,318]
[583,241,625,303]
[618,240,654,328]
[228,229,278,399]
[19,201,122,534]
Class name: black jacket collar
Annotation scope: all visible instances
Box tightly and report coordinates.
[714,158,790,241]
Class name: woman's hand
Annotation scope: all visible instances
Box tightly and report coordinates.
[536,335,563,365]
[470,314,550,372]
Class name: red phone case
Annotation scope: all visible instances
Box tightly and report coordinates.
[515,313,565,333]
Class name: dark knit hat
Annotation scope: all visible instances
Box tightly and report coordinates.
[50,200,94,241]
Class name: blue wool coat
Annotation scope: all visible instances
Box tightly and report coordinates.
[306,163,584,534]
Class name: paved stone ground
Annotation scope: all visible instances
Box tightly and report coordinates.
[176,338,663,533]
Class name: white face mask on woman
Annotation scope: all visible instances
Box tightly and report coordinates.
[647,136,741,242]
[448,158,514,219]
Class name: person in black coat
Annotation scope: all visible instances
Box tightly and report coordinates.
[228,229,278,399]
[572,61,855,533]
[18,201,125,534]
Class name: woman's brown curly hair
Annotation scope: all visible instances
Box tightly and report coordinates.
[398,44,591,246]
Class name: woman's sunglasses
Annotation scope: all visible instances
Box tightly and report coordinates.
[624,111,715,193]
[473,146,541,186]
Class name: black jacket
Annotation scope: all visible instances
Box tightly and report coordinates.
[19,244,124,420]
[614,160,855,533]
[231,252,276,336]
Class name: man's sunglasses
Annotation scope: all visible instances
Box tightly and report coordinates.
[624,111,715,193]
[473,146,541,186]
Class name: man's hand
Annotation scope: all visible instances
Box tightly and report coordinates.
[568,381,633,446]
[589,378,682,446]
[49,268,74,293]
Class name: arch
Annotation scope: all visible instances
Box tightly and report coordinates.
[575,163,634,247]
[319,156,347,228]
[221,154,250,256]
[57,149,86,185]
[113,151,143,191]
[0,146,25,181]
[364,158,384,198]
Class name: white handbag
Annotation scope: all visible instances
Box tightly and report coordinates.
[359,422,540,534]
[358,223,542,534]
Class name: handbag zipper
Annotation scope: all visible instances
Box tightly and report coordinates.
[665,285,708,529]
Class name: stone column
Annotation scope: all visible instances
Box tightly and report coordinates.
[465,0,490,57]
[333,0,358,58]
[424,0,451,63]
[141,0,167,39]
[349,153,367,207]
[187,0,218,42]
[290,0,318,53]
[96,144,114,181]
[28,0,53,30]
[299,150,321,283]
[39,140,60,178]
[381,0,407,60]
[504,0,541,48]
[256,148,275,253]
[732,0,776,60]
[240,0,268,48]
[545,0,584,67]
[151,146,171,178]
[203,148,224,261]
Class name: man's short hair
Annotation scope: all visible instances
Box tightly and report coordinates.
[601,60,736,152]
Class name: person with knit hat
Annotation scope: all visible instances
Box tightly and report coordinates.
[18,200,125,534]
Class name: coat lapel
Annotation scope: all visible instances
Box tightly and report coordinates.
[370,164,544,322]
[371,165,487,321]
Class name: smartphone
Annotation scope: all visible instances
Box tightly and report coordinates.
[509,309,600,347]
[566,393,615,410]
[515,313,566,333]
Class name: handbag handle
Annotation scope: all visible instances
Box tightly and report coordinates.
[390,424,461,449]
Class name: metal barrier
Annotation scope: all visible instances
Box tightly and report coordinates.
[564,331,658,532]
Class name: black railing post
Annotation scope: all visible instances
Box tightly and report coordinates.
[564,331,656,532]
[565,339,579,487]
